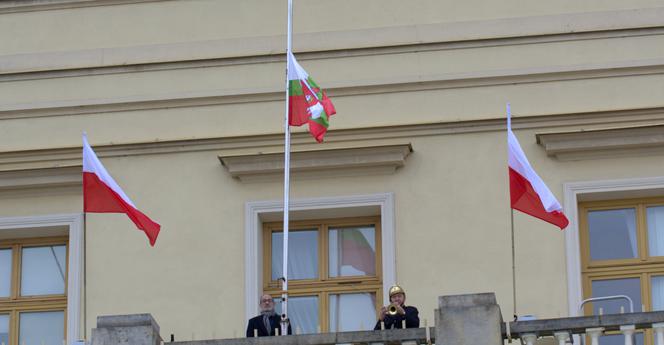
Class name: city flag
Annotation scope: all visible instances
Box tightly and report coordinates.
[287,52,336,142]
[82,134,161,246]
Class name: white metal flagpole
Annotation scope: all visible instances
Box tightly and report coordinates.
[506,102,517,318]
[280,0,293,335]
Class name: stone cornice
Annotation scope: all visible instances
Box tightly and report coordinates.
[0,0,168,14]
[537,124,664,161]
[2,58,664,120]
[219,144,413,182]
[1,107,664,173]
[0,166,81,191]
[2,7,664,76]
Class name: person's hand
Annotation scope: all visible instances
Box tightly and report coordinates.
[379,306,387,320]
[396,305,405,315]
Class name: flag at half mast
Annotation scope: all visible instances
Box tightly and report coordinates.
[287,52,336,143]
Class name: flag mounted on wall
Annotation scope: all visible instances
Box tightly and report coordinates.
[82,134,161,246]
[507,108,569,230]
[287,52,336,143]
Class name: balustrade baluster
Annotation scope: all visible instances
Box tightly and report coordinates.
[653,323,664,345]
[554,331,570,345]
[586,327,604,345]
[522,333,537,345]
[620,325,635,345]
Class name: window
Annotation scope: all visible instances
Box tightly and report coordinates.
[0,237,68,345]
[263,216,382,333]
[580,198,664,345]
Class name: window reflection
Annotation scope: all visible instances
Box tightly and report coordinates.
[21,245,66,296]
[651,275,664,311]
[329,227,376,278]
[588,209,637,261]
[591,278,641,314]
[329,293,376,331]
[0,249,10,297]
[647,206,664,256]
[274,296,319,334]
[0,314,8,345]
[272,231,318,280]
[19,311,64,345]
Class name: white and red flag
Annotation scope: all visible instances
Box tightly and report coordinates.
[507,108,569,229]
[82,134,161,246]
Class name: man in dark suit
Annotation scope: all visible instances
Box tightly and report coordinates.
[246,294,293,337]
[374,285,419,330]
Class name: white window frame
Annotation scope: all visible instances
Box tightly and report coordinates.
[0,213,84,345]
[244,193,396,318]
[564,176,664,317]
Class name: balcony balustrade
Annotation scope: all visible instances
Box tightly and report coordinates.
[89,293,664,345]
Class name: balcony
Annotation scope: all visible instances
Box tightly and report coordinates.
[90,293,664,345]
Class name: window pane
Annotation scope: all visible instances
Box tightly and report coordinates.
[19,311,65,345]
[329,226,376,278]
[651,275,664,310]
[599,333,643,345]
[647,206,664,256]
[329,292,376,331]
[0,249,10,297]
[272,230,318,280]
[591,278,641,314]
[588,209,637,260]
[0,314,8,345]
[274,296,319,334]
[21,245,66,296]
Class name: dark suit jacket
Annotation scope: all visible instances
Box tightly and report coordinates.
[374,305,420,330]
[246,313,293,337]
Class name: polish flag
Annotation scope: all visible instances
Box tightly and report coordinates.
[83,134,161,246]
[507,106,568,229]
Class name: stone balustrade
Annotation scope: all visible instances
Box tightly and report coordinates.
[89,293,664,345]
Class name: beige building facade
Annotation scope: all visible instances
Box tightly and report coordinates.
[1,0,664,343]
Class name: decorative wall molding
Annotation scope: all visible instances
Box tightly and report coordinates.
[537,124,664,161]
[219,144,412,182]
[244,193,396,319]
[0,213,85,344]
[0,0,168,14]
[3,58,664,121]
[1,107,664,172]
[2,7,664,76]
[0,166,81,191]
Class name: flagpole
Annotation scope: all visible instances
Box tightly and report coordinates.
[510,208,517,317]
[82,133,88,341]
[280,0,293,334]
[83,211,87,340]
[506,103,517,318]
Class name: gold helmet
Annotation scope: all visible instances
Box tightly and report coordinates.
[388,285,405,298]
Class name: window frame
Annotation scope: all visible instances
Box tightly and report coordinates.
[262,216,383,332]
[0,236,69,345]
[580,197,664,345]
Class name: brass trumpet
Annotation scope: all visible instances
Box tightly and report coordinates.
[387,303,399,316]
